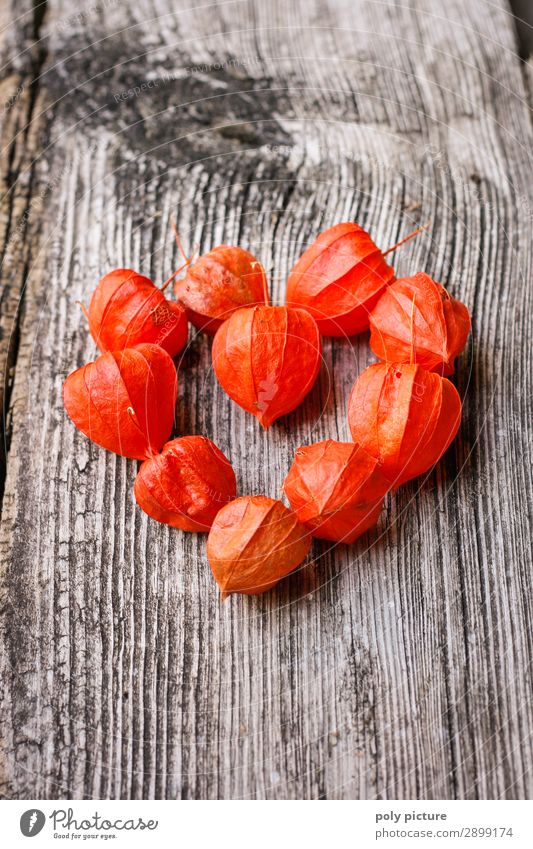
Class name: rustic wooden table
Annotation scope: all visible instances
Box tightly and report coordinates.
[0,0,532,800]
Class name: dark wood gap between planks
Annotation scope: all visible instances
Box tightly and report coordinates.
[509,0,533,59]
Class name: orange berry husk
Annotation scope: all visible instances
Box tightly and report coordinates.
[87,269,189,357]
[62,344,177,461]
[212,305,322,429]
[348,362,462,486]
[286,223,396,337]
[369,272,471,375]
[174,246,266,335]
[134,436,237,531]
[284,440,391,543]
[207,496,311,598]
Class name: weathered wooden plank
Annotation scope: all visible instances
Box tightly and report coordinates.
[0,0,49,494]
[0,0,532,800]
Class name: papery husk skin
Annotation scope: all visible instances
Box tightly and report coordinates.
[88,269,189,357]
[369,272,471,375]
[286,223,395,337]
[284,440,391,543]
[348,362,461,486]
[207,496,311,598]
[212,305,322,428]
[174,246,266,335]
[134,436,237,531]
[62,344,177,461]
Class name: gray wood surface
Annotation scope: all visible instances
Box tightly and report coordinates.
[0,0,532,800]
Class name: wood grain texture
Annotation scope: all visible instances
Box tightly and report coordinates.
[0,0,532,799]
[0,0,49,494]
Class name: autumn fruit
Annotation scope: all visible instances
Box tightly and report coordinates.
[84,268,189,357]
[207,496,311,597]
[285,223,393,337]
[174,245,267,334]
[212,268,322,428]
[63,213,469,601]
[286,222,431,337]
[63,344,177,460]
[134,436,237,531]
[369,272,471,375]
[284,440,390,543]
[347,362,461,485]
